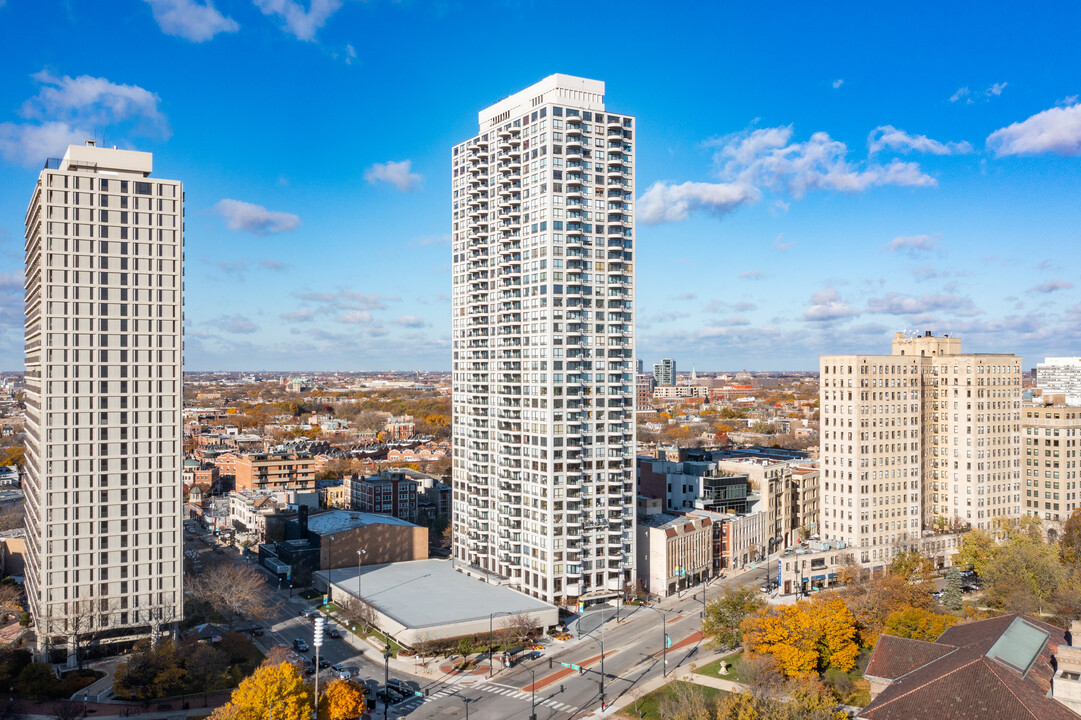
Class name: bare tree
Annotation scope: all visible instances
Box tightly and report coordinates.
[337,595,375,634]
[504,614,539,645]
[44,597,120,669]
[188,558,277,629]
[657,681,717,720]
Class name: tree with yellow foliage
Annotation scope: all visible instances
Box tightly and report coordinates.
[741,596,860,677]
[883,606,958,642]
[209,661,312,720]
[319,678,366,720]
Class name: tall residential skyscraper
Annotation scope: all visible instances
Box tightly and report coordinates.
[451,75,636,606]
[653,358,676,386]
[24,142,183,658]
[819,333,1021,565]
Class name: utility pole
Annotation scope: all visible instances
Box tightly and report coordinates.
[383,645,391,720]
[528,667,537,720]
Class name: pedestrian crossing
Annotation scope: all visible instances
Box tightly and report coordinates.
[390,680,576,715]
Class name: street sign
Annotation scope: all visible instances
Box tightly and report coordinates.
[559,662,582,671]
[665,634,672,649]
[414,691,424,697]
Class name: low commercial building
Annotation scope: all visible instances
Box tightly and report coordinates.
[259,508,428,587]
[317,559,559,647]
[635,512,713,597]
[228,489,319,540]
[637,457,752,514]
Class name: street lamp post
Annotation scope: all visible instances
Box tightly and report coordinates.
[383,645,391,720]
[577,611,607,710]
[357,548,367,601]
[527,667,537,720]
[645,605,668,676]
[488,611,512,678]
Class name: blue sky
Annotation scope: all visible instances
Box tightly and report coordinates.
[1,1,1080,371]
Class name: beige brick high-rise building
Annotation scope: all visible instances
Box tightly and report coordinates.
[1021,398,1081,527]
[819,332,1021,565]
[24,142,183,660]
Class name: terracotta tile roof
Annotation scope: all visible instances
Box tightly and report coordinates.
[864,635,955,680]
[859,614,1076,720]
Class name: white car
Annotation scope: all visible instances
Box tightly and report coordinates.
[330,663,351,680]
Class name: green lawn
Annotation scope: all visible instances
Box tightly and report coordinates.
[618,681,728,720]
[694,651,750,683]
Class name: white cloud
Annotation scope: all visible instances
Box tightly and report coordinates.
[987,103,1081,157]
[364,159,422,191]
[637,180,760,224]
[0,71,167,167]
[215,199,301,235]
[832,79,844,89]
[867,292,979,316]
[773,233,793,252]
[951,82,1006,104]
[670,292,697,301]
[335,310,374,325]
[867,125,973,155]
[1030,279,1074,294]
[950,87,971,103]
[143,0,239,42]
[390,315,427,328]
[803,288,859,322]
[0,121,85,167]
[22,70,167,131]
[258,258,288,270]
[739,270,764,280]
[253,0,343,41]
[883,234,938,253]
[281,309,314,322]
[215,314,259,334]
[714,126,936,198]
[345,44,357,64]
[986,82,1007,97]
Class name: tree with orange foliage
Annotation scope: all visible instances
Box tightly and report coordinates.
[318,678,366,720]
[838,570,933,649]
[814,596,860,671]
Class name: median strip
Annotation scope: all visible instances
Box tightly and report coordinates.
[524,653,604,692]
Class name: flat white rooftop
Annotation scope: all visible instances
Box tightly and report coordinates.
[320,559,556,630]
[306,510,417,534]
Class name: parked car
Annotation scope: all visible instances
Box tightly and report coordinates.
[377,689,405,705]
[386,678,412,696]
[317,657,331,669]
[330,663,351,680]
[326,627,342,639]
[300,608,318,620]
[293,639,309,652]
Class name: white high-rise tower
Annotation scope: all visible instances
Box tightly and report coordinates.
[24,142,184,659]
[451,75,636,606]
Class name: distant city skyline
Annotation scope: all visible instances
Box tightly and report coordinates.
[2,2,1081,371]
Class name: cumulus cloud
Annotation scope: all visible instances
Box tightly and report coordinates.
[638,180,760,224]
[390,315,427,328]
[335,310,374,325]
[867,292,980,316]
[281,309,314,322]
[867,125,973,155]
[987,103,1081,156]
[143,0,239,42]
[253,0,343,41]
[803,288,859,322]
[0,121,85,167]
[215,199,301,235]
[950,87,971,103]
[1030,279,1074,294]
[0,70,168,166]
[364,159,422,191]
[713,125,936,198]
[832,79,844,89]
[214,314,259,334]
[883,234,938,253]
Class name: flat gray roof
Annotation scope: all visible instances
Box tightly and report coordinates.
[306,510,417,535]
[321,559,556,630]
